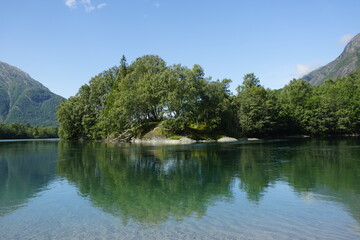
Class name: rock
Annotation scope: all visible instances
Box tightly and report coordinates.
[217,137,238,142]
[141,127,166,140]
[197,139,216,143]
[178,137,196,143]
[131,137,196,145]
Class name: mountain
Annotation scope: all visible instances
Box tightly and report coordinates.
[303,33,360,85]
[0,61,65,126]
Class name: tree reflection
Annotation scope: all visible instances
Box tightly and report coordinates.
[57,138,360,225]
[236,138,360,222]
[57,142,235,225]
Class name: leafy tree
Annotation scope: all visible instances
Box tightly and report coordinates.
[311,75,360,134]
[57,96,86,139]
[235,74,278,136]
[277,79,313,134]
[57,66,119,140]
[237,73,260,92]
[110,55,168,126]
[119,55,128,79]
[197,78,233,131]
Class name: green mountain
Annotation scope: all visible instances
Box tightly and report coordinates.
[0,61,65,126]
[303,33,360,85]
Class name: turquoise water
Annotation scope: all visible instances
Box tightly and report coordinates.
[1,138,360,239]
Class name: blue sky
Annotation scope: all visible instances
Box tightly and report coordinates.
[0,0,359,98]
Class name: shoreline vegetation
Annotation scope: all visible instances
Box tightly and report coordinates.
[56,55,360,142]
[0,123,58,139]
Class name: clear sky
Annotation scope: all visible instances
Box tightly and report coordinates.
[0,0,359,98]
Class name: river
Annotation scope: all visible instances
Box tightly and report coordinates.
[1,138,360,239]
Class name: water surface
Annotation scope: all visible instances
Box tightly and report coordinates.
[1,138,360,239]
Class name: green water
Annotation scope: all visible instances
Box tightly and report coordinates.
[1,138,360,239]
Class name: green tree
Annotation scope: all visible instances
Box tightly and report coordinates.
[109,55,168,127]
[235,74,278,136]
[57,96,86,139]
[237,73,260,92]
[278,79,313,134]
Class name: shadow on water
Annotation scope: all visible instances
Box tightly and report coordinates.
[56,138,360,226]
[0,141,58,216]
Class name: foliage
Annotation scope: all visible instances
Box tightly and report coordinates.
[0,123,58,139]
[277,72,360,135]
[57,55,360,140]
[57,66,118,140]
[58,55,234,140]
[235,70,360,137]
[235,73,279,137]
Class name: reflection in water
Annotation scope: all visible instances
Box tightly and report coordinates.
[56,138,360,225]
[57,142,235,224]
[0,141,57,216]
[237,138,360,223]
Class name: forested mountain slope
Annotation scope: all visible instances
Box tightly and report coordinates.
[0,61,64,126]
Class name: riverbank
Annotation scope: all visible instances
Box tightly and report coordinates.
[130,136,239,145]
[103,126,320,145]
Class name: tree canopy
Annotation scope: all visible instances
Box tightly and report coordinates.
[57,55,360,140]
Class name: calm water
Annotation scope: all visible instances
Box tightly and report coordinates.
[1,138,360,239]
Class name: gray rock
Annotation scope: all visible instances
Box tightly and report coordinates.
[217,137,238,142]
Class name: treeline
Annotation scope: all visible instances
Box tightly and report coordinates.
[0,123,58,139]
[57,55,360,140]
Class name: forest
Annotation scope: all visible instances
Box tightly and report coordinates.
[56,55,360,140]
[0,123,58,139]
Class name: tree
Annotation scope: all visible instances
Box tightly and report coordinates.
[236,74,278,136]
[110,55,168,126]
[237,73,260,92]
[278,79,313,134]
[119,55,128,79]
[57,96,86,140]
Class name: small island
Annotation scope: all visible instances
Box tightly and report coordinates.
[57,55,360,142]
